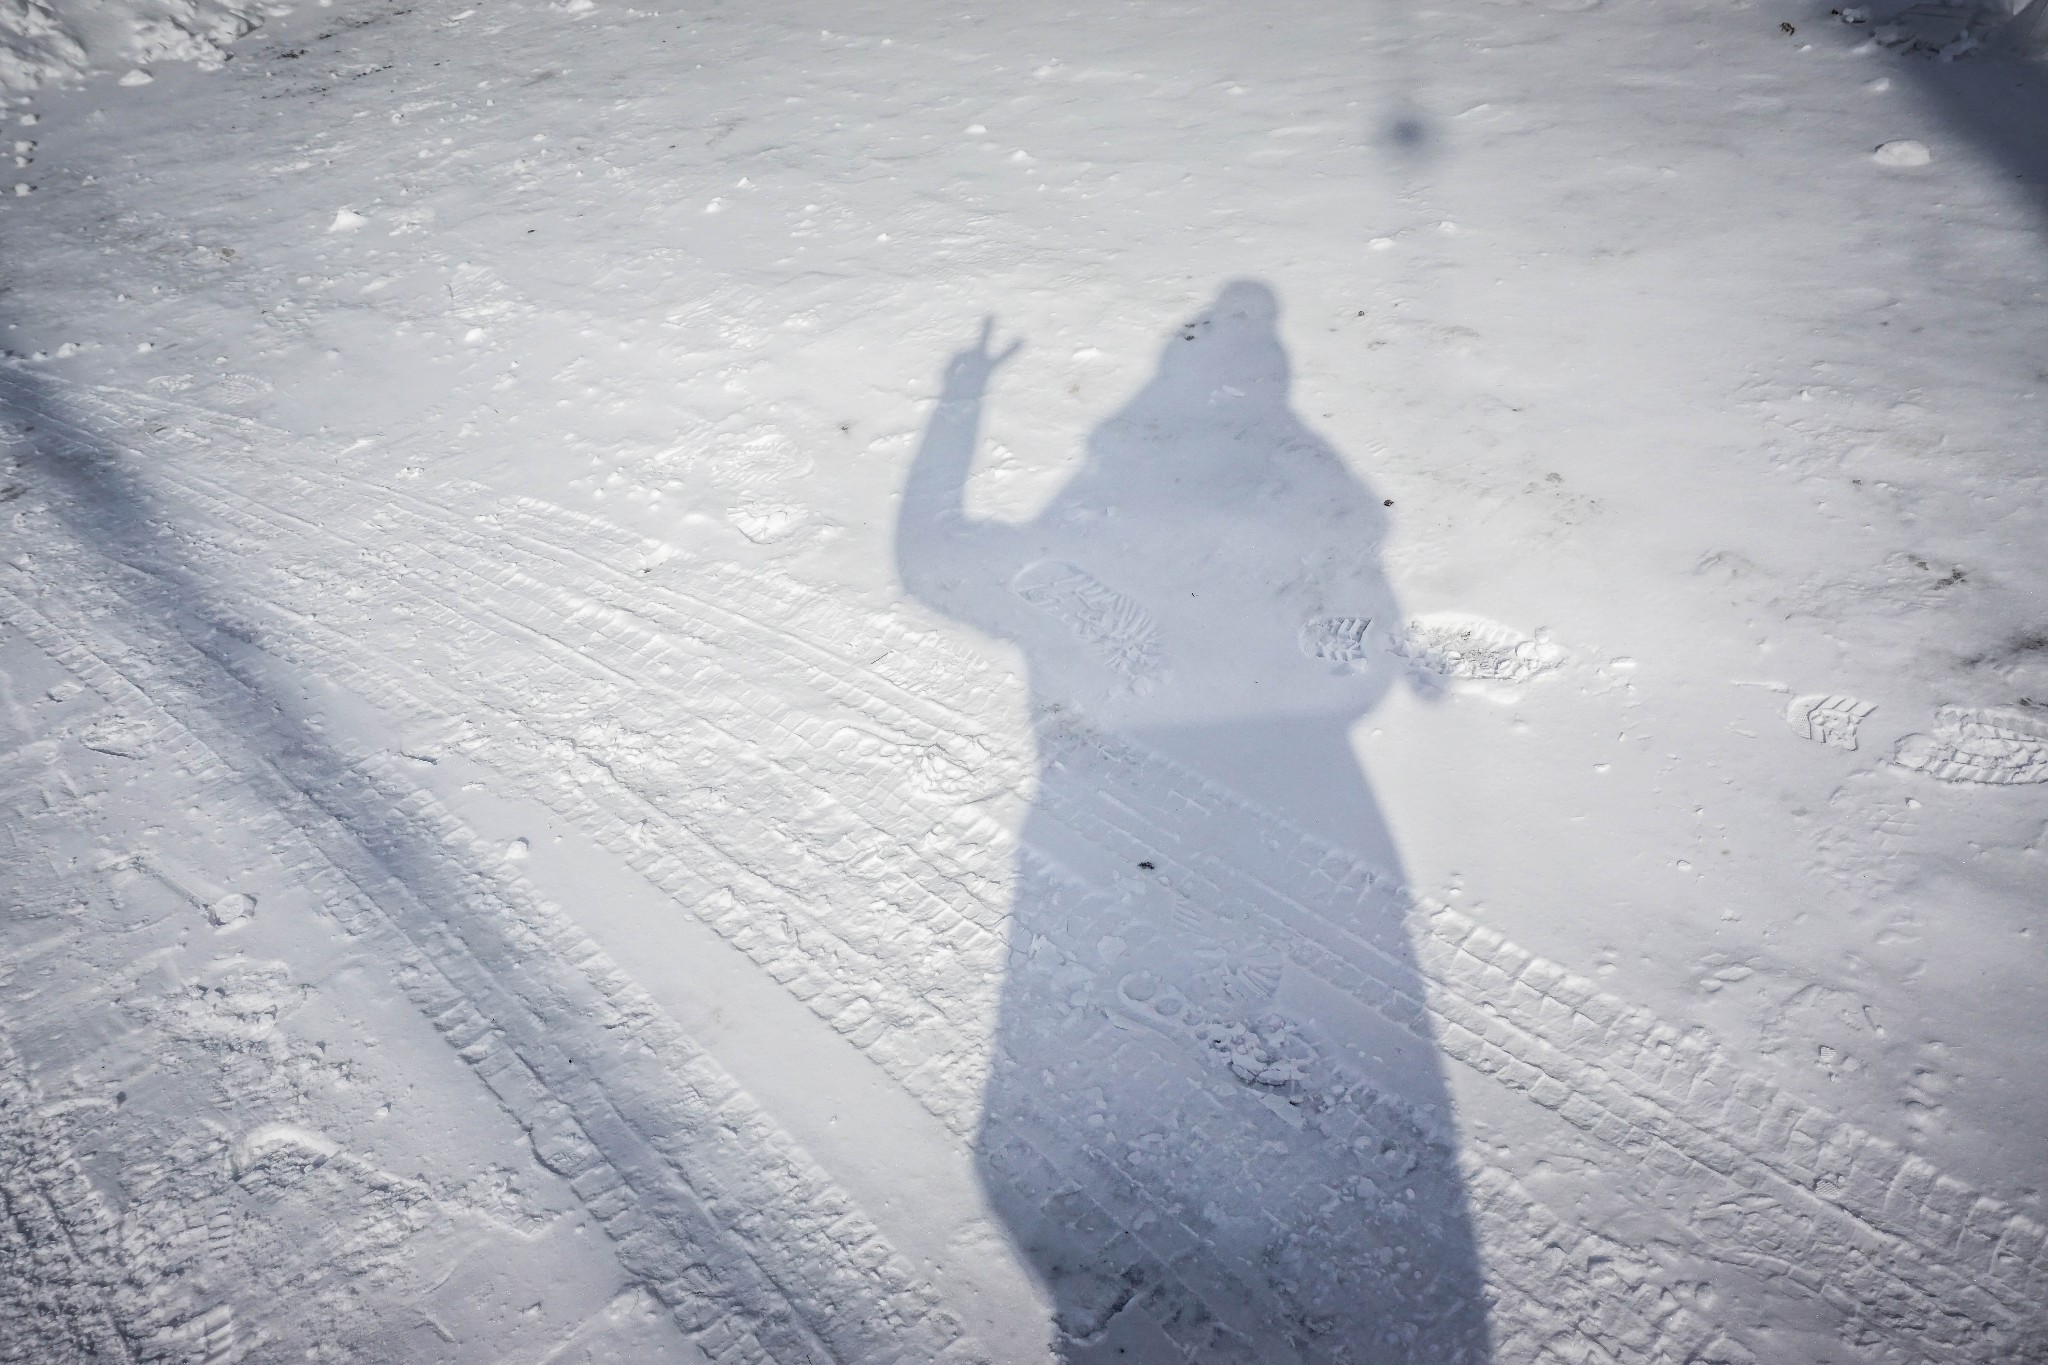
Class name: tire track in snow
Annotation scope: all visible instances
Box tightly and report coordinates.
[16,375,2048,1360]
[0,533,983,1364]
[0,1027,138,1364]
[1031,725,2046,1360]
[140,447,2048,1361]
[68,416,1621,1357]
[154,498,2037,1364]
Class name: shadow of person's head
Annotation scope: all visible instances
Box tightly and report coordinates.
[1056,279,1373,564]
[900,279,1407,727]
[1135,278,1291,415]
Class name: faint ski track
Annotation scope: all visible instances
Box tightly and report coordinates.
[7,373,2047,1361]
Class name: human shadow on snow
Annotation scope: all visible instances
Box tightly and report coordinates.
[1874,3,2048,221]
[898,282,1492,1363]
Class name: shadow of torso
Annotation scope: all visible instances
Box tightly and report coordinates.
[899,284,1490,1364]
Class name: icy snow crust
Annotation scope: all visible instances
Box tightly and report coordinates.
[0,0,281,95]
[1,0,2046,1361]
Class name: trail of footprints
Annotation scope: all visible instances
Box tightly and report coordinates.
[9,376,2048,1360]
[1296,612,1564,684]
[1788,693,2047,784]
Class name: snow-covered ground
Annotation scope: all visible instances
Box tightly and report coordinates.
[2,0,2045,1360]
[1,0,282,95]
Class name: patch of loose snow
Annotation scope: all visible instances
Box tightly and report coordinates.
[232,1122,341,1177]
[705,428,814,492]
[2,0,283,96]
[728,502,807,544]
[447,261,516,321]
[76,711,153,758]
[1392,613,1565,685]
[206,890,255,927]
[1872,139,1933,167]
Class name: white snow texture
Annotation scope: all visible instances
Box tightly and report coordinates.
[1,0,277,95]
[1,0,2046,1362]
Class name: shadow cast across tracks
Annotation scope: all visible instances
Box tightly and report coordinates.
[898,282,1492,1364]
[0,326,976,1364]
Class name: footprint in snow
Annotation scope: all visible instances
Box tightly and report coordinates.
[1786,694,1875,750]
[1893,706,2048,784]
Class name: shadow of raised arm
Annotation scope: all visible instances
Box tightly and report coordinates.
[894,320,1023,625]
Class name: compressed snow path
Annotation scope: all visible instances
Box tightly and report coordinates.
[1,0,2045,1361]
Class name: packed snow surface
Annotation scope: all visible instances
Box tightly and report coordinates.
[1,0,2045,1361]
